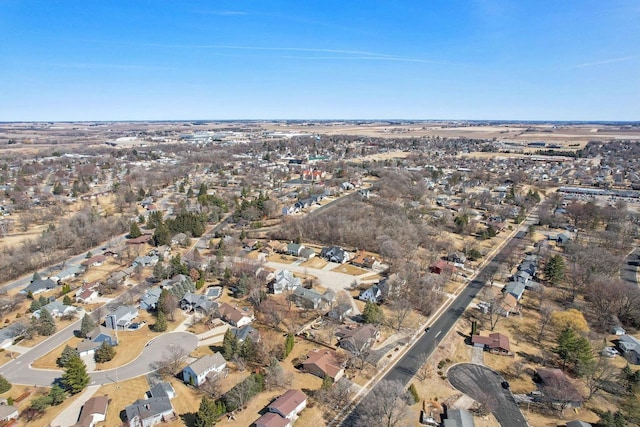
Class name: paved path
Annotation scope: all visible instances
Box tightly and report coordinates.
[50,385,100,427]
[0,332,198,386]
[471,347,485,365]
[448,363,528,427]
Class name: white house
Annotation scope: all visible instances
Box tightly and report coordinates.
[182,352,227,386]
[72,396,109,427]
[32,301,77,319]
[267,389,308,420]
[272,269,301,294]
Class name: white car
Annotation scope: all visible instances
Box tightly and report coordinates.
[602,347,619,358]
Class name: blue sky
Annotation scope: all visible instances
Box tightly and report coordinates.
[1,0,639,121]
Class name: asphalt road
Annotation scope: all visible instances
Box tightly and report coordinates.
[340,216,535,426]
[621,248,640,287]
[448,363,528,427]
[0,331,197,386]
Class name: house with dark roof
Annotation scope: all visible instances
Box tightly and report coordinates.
[503,281,526,301]
[81,255,107,267]
[302,349,344,381]
[267,389,307,420]
[21,278,58,295]
[71,395,109,427]
[471,333,510,355]
[535,368,584,408]
[286,243,304,257]
[140,287,162,311]
[149,382,176,400]
[232,325,261,343]
[617,334,640,364]
[180,292,216,314]
[124,397,174,426]
[320,246,350,263]
[182,352,227,386]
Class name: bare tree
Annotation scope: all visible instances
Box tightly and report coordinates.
[388,298,412,331]
[354,380,411,427]
[318,378,354,410]
[537,304,554,343]
[154,344,189,379]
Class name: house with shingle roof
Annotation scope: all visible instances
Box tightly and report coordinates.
[21,278,58,296]
[267,389,307,420]
[71,395,109,427]
[182,352,227,386]
[217,302,252,327]
[471,332,511,355]
[124,397,174,426]
[105,305,138,330]
[272,269,301,294]
[302,349,344,381]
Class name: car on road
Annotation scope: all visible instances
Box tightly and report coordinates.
[425,327,431,332]
[501,381,510,390]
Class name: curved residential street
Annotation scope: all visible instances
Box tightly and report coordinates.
[0,332,197,386]
[448,363,528,427]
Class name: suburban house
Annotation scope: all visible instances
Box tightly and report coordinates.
[182,352,227,386]
[499,293,519,317]
[32,301,77,319]
[132,254,159,268]
[267,389,308,420]
[446,252,467,266]
[149,382,176,400]
[81,255,107,267]
[124,397,174,427]
[105,305,139,330]
[49,265,84,282]
[503,282,526,301]
[286,243,304,257]
[513,270,531,285]
[350,251,379,269]
[443,408,475,427]
[320,246,350,263]
[302,349,344,381]
[327,302,354,322]
[617,334,640,364]
[299,247,316,260]
[217,302,253,327]
[71,395,109,427]
[232,325,261,343]
[291,287,335,310]
[21,278,58,295]
[535,368,584,408]
[358,282,388,304]
[140,287,162,311]
[272,269,302,294]
[0,404,18,422]
[126,234,152,245]
[612,326,626,336]
[75,282,100,304]
[0,323,27,349]
[254,412,291,427]
[77,326,119,357]
[337,324,380,354]
[430,260,456,275]
[180,292,216,314]
[471,333,511,355]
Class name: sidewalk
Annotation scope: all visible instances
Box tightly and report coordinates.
[50,385,100,427]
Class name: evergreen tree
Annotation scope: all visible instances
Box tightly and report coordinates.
[129,221,142,238]
[29,299,42,313]
[0,374,11,393]
[63,294,73,306]
[194,396,218,427]
[62,355,90,394]
[38,295,48,306]
[153,311,167,332]
[48,385,66,406]
[58,345,79,368]
[544,254,566,286]
[554,327,593,373]
[222,329,238,360]
[152,222,171,246]
[36,308,56,336]
[363,301,384,324]
[284,334,295,357]
[240,338,257,363]
[153,262,165,279]
[52,182,64,195]
[32,272,41,282]
[79,314,95,338]
[94,342,116,363]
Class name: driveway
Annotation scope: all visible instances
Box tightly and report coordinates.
[448,363,528,427]
[0,332,198,386]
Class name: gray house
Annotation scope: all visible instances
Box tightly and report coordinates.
[182,352,227,386]
[21,278,58,295]
[272,269,301,294]
[140,287,162,311]
[618,334,640,364]
[291,287,334,310]
[105,306,138,330]
[124,397,174,427]
[443,408,475,427]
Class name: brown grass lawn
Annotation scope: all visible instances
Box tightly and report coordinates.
[99,376,149,427]
[267,254,296,264]
[299,257,327,269]
[0,384,85,427]
[330,264,368,276]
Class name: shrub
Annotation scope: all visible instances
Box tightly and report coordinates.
[408,383,420,404]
